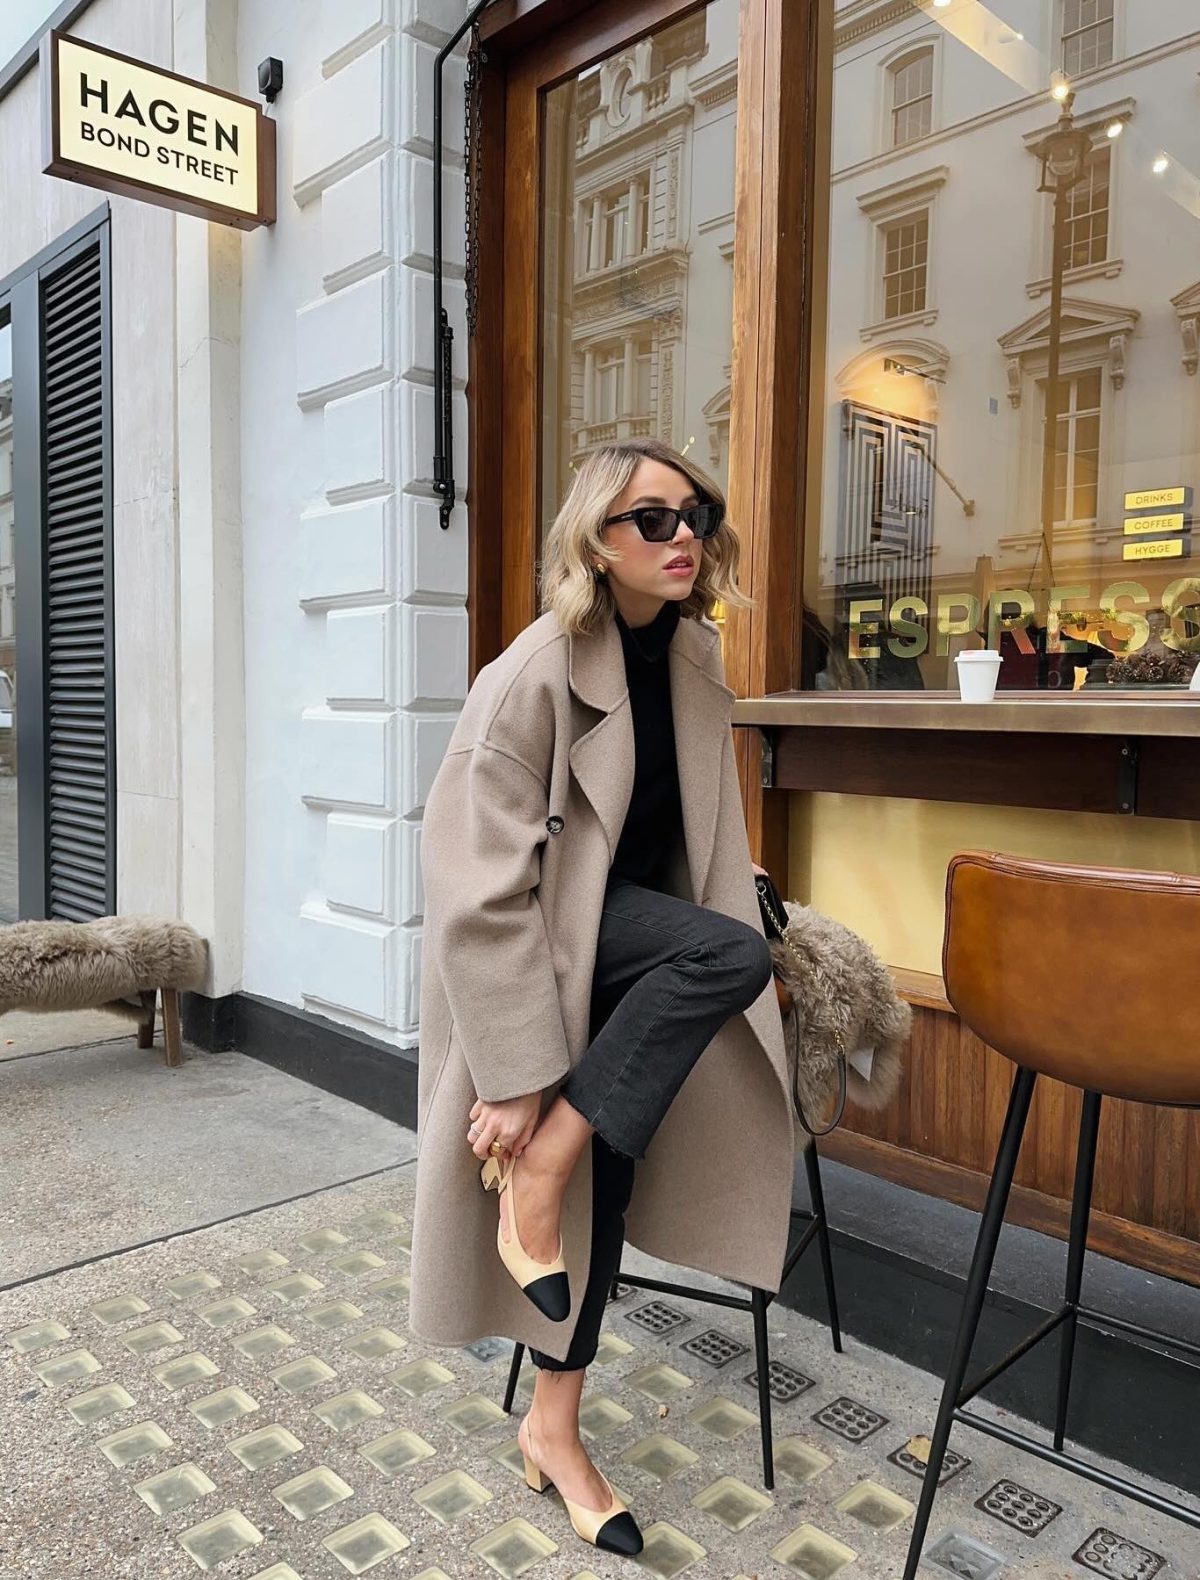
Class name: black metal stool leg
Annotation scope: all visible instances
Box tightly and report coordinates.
[751,1287,775,1490]
[1054,1089,1102,1452]
[502,1342,525,1414]
[902,1066,1038,1580]
[804,1142,843,1354]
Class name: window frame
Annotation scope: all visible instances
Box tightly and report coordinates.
[1060,145,1111,272]
[877,33,940,157]
[1048,366,1104,535]
[857,165,947,341]
[888,44,934,150]
[880,207,929,322]
[1060,0,1116,78]
[1023,101,1131,298]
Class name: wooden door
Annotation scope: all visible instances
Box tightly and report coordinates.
[470,0,818,837]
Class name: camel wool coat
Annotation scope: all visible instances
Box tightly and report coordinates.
[408,605,797,1364]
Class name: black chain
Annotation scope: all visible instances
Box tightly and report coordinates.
[464,20,485,337]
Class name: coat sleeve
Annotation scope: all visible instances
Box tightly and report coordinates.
[420,741,571,1104]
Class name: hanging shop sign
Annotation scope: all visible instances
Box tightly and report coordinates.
[1121,485,1191,562]
[1124,513,1186,537]
[1123,538,1186,562]
[1124,487,1187,512]
[41,32,275,230]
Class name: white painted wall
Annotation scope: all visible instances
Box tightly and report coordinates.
[236,0,471,1045]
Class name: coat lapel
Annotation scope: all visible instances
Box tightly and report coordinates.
[567,611,735,905]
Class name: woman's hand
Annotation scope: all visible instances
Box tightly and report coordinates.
[751,862,768,877]
[467,1093,542,1161]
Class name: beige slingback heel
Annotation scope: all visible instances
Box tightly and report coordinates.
[522,1449,644,1555]
[480,1154,571,1322]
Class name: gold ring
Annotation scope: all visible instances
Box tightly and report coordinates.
[488,1139,504,1157]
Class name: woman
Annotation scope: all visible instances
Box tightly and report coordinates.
[410,439,796,1558]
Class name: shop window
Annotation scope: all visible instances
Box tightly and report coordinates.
[805,6,1198,694]
[1061,148,1110,270]
[882,211,929,321]
[1062,0,1114,78]
[540,0,739,564]
[890,49,933,149]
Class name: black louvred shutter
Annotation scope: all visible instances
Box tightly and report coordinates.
[40,241,114,920]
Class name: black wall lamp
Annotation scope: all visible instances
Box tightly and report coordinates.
[257,57,283,104]
[433,0,501,529]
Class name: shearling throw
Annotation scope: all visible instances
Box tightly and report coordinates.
[768,900,909,1144]
[0,915,207,1020]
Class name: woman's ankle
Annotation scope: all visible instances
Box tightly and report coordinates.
[527,1391,585,1449]
[521,1127,576,1186]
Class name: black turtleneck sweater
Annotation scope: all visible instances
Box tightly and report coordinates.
[609,599,683,892]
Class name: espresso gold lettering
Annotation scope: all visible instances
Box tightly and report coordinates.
[1048,585,1090,654]
[80,120,96,141]
[149,98,179,135]
[1098,582,1150,654]
[187,108,206,144]
[1162,578,1200,653]
[887,596,929,658]
[935,594,980,656]
[848,598,884,661]
[79,72,107,112]
[214,120,239,156]
[988,590,1035,653]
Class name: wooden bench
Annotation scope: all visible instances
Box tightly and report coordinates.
[0,916,207,1066]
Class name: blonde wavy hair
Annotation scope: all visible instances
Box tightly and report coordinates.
[538,439,754,636]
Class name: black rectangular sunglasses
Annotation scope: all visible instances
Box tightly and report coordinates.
[602,503,724,543]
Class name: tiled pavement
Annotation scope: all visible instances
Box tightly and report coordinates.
[2,1163,1194,1580]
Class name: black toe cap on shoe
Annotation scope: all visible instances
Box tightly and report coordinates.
[595,1511,644,1556]
[524,1271,571,1322]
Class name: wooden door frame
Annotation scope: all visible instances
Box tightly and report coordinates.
[467,0,820,876]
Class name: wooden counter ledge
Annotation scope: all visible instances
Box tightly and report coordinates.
[732,691,1200,738]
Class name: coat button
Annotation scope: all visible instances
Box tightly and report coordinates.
[546,816,564,834]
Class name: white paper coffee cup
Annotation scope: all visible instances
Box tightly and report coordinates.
[955,649,1003,702]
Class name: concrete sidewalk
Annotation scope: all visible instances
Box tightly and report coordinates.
[0,1035,1193,1579]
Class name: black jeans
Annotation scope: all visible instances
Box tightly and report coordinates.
[529,875,773,1373]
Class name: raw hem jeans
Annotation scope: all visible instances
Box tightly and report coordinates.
[529,874,772,1374]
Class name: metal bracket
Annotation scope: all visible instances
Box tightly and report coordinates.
[432,0,500,530]
[1116,738,1139,815]
[760,728,776,789]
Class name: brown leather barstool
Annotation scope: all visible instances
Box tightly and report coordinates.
[903,851,1200,1577]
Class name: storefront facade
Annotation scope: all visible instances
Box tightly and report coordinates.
[0,0,473,1041]
[2,0,1197,1434]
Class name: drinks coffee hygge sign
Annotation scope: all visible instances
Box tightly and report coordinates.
[42,32,275,229]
